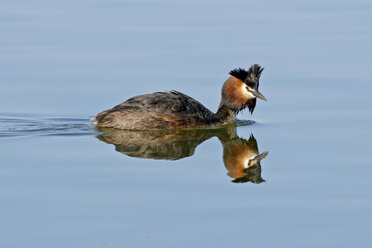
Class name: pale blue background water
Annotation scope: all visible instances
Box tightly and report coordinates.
[1,0,372,247]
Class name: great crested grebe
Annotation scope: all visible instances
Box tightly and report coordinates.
[94,64,267,130]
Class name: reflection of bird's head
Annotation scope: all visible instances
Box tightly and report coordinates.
[223,134,268,184]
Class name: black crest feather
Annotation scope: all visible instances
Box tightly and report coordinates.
[229,64,264,83]
[247,64,264,82]
[229,68,248,82]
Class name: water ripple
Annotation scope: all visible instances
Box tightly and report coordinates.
[0,115,256,139]
[0,115,97,139]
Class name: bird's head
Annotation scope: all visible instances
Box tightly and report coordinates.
[221,64,266,114]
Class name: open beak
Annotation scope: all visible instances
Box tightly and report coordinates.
[251,89,267,101]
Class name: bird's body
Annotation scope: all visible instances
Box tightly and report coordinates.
[94,64,266,130]
[94,91,222,130]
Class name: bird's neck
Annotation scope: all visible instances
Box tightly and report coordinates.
[211,103,237,125]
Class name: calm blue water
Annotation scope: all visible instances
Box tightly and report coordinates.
[1,0,372,247]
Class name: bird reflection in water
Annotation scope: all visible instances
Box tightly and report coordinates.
[96,126,268,184]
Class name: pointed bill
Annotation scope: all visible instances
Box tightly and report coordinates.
[248,151,269,167]
[252,89,267,101]
[256,151,269,160]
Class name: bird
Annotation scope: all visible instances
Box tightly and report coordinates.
[93,64,266,130]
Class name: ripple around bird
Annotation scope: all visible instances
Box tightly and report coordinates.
[0,115,256,139]
[0,115,96,138]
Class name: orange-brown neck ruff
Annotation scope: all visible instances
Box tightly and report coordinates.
[222,138,265,183]
[219,76,257,113]
[223,139,256,179]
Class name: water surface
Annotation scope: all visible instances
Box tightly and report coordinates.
[1,0,372,247]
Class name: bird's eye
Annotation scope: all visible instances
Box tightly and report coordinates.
[246,86,250,91]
